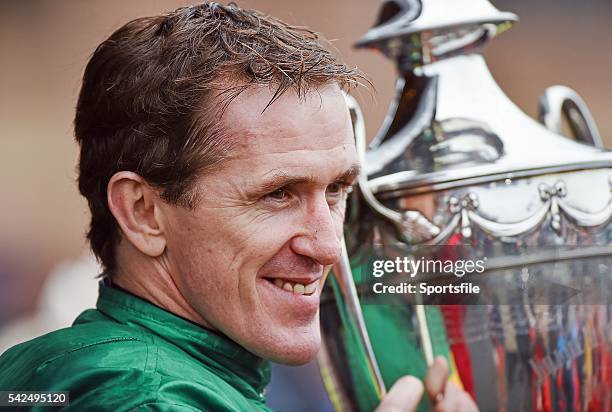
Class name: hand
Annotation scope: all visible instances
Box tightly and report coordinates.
[375,357,478,412]
[424,356,478,412]
[375,375,423,412]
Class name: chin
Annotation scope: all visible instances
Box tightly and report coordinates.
[254,325,322,365]
[270,341,321,366]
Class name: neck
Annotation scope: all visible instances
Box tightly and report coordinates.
[112,243,212,329]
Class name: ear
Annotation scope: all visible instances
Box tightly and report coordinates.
[107,171,166,257]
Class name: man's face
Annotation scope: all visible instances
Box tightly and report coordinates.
[160,84,358,364]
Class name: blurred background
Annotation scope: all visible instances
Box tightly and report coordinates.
[1,0,611,410]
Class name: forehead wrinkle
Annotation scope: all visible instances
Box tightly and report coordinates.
[228,128,350,153]
[225,143,356,163]
[221,110,352,155]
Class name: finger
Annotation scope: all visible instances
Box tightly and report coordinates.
[375,375,424,412]
[433,382,459,412]
[424,356,449,402]
[434,395,478,412]
[458,388,479,412]
[460,396,479,412]
[433,382,479,412]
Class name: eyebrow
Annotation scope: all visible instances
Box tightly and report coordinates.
[246,162,362,199]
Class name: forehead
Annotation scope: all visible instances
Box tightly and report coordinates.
[215,84,357,180]
[222,84,353,152]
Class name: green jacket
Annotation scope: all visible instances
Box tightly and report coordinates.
[0,280,273,411]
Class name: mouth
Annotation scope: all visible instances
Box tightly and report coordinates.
[263,277,319,296]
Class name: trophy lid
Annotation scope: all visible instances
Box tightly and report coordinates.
[356,0,612,198]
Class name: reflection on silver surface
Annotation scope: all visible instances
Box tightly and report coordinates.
[365,54,612,196]
[347,93,441,244]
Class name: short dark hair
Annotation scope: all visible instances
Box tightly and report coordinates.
[75,2,364,275]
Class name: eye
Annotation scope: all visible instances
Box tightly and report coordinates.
[327,182,352,195]
[326,182,343,195]
[326,182,351,204]
[265,187,290,201]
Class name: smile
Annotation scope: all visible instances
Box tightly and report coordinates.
[267,278,318,296]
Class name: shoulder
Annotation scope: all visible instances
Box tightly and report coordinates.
[0,310,269,411]
[0,309,152,389]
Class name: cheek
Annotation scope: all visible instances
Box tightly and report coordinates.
[174,211,300,280]
[229,222,301,282]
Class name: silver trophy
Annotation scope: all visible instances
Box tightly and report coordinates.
[319,0,612,410]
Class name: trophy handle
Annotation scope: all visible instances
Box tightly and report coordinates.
[344,94,441,243]
[331,238,387,398]
[538,85,604,148]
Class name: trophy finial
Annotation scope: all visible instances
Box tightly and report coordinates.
[356,0,517,69]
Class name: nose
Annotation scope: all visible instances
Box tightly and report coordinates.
[290,194,342,266]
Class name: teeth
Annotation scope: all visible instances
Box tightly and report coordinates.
[270,278,318,295]
[304,282,317,294]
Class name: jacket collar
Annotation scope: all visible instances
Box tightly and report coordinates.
[95,277,271,400]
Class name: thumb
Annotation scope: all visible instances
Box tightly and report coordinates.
[375,375,424,412]
[424,356,449,402]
